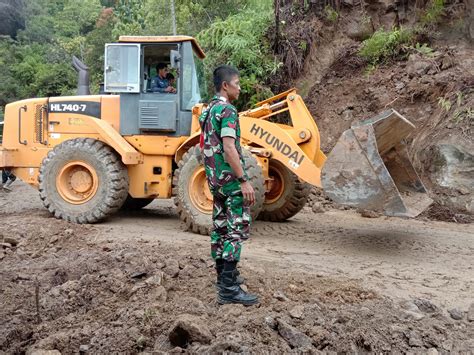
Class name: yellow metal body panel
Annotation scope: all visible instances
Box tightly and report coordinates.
[46,96,141,164]
[0,147,16,167]
[174,103,206,163]
[239,91,327,187]
[14,167,41,186]
[190,103,206,134]
[125,136,186,156]
[127,155,173,198]
[2,98,52,173]
[1,96,141,186]
[2,87,326,197]
[241,117,325,187]
[100,95,121,131]
[175,132,200,163]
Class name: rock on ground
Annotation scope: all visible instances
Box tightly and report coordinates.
[468,303,474,322]
[448,308,464,320]
[168,314,213,347]
[277,319,313,349]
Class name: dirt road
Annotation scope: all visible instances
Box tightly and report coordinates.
[1,182,473,353]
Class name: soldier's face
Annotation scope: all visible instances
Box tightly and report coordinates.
[224,75,240,102]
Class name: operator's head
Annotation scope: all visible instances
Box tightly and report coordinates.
[156,63,168,78]
[166,73,175,85]
[213,65,240,102]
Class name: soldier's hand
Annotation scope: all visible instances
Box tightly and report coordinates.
[241,181,255,206]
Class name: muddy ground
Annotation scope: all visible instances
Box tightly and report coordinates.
[1,182,473,354]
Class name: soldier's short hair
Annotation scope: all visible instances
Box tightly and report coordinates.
[213,65,239,92]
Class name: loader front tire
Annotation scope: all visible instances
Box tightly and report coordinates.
[39,138,129,223]
[258,159,310,221]
[173,145,265,235]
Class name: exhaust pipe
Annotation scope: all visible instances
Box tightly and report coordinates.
[72,55,90,95]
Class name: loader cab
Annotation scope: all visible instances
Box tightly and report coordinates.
[104,36,205,137]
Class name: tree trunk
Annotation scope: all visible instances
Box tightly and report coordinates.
[274,0,281,54]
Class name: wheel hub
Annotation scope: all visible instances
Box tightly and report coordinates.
[70,170,93,193]
[189,167,213,214]
[266,166,285,204]
[57,161,98,204]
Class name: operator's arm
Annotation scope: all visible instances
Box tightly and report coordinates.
[150,77,168,93]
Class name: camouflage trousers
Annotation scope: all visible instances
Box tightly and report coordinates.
[210,188,251,262]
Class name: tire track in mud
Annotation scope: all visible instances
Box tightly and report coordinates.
[247,209,473,309]
[3,183,473,309]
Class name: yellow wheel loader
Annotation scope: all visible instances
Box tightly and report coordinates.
[0,36,431,234]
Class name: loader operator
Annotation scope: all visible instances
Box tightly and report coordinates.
[200,65,259,306]
[151,63,176,93]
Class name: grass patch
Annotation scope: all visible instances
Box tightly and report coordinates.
[438,97,452,112]
[324,5,339,22]
[359,27,414,65]
[410,42,435,57]
[421,0,445,26]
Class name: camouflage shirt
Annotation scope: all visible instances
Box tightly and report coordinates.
[199,95,247,194]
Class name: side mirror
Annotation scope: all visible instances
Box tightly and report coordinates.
[170,50,181,69]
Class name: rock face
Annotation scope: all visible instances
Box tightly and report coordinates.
[430,142,474,214]
[346,17,374,41]
[406,54,433,78]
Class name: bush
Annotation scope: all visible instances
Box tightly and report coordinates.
[197,3,279,109]
[359,27,413,65]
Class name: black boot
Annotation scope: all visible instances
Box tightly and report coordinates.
[217,261,259,306]
[215,259,224,288]
[215,259,244,290]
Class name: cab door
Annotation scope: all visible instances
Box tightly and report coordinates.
[104,43,179,135]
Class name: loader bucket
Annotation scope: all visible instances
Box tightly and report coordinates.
[321,109,432,217]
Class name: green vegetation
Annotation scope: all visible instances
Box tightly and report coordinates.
[410,42,435,57]
[359,0,448,71]
[364,63,378,77]
[0,0,276,112]
[359,27,413,65]
[451,91,474,124]
[452,107,473,123]
[421,0,445,26]
[197,2,277,108]
[438,97,452,112]
[438,91,473,124]
[324,5,339,23]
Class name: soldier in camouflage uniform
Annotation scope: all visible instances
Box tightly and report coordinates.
[199,65,259,305]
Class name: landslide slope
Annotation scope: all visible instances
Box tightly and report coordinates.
[272,0,473,220]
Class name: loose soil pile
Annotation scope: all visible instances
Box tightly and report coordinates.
[1,185,473,354]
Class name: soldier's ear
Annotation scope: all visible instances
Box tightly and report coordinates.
[221,81,229,92]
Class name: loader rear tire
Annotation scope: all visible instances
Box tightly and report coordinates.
[121,195,154,210]
[258,159,310,222]
[39,138,129,223]
[173,145,265,235]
